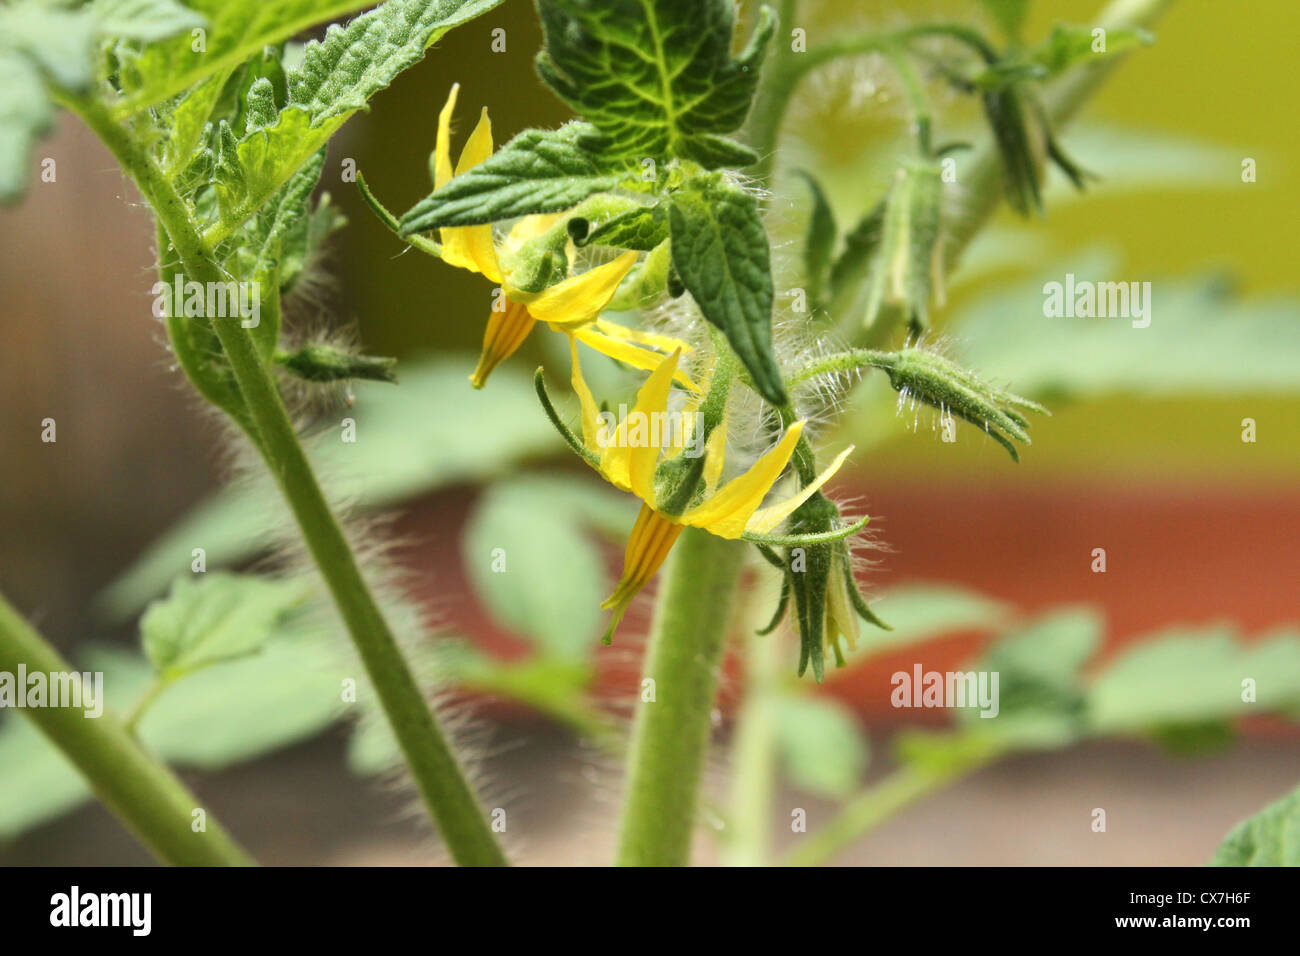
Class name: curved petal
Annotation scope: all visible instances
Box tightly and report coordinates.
[520,252,638,326]
[569,323,698,391]
[455,106,493,175]
[437,104,502,282]
[626,349,680,502]
[470,298,535,388]
[745,444,855,535]
[681,421,806,539]
[600,504,684,645]
[594,317,694,355]
[567,334,604,454]
[433,84,459,190]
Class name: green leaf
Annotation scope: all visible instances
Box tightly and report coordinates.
[1086,626,1300,737]
[97,356,560,618]
[575,203,669,252]
[0,1,99,90]
[857,583,1011,654]
[114,1,378,112]
[950,253,1300,398]
[534,0,773,165]
[0,52,51,201]
[1033,23,1154,77]
[398,123,630,232]
[128,639,343,769]
[977,0,1031,41]
[0,714,99,839]
[94,0,205,42]
[206,0,504,242]
[668,174,786,405]
[141,572,308,681]
[0,0,199,200]
[962,608,1102,749]
[462,476,609,659]
[1210,781,1300,866]
[774,695,869,798]
[0,634,344,839]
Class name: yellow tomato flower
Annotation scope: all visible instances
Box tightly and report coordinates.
[565,343,854,641]
[433,84,693,389]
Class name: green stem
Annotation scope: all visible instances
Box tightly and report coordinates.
[721,582,785,867]
[782,755,994,867]
[615,528,744,866]
[69,96,508,867]
[0,591,253,865]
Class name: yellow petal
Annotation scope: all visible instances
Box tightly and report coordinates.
[507,213,564,247]
[569,324,698,391]
[600,503,684,644]
[436,104,502,282]
[700,419,727,493]
[567,334,604,454]
[626,349,681,502]
[441,225,503,283]
[594,316,694,355]
[745,444,855,535]
[470,298,535,388]
[433,84,459,190]
[455,106,493,175]
[681,421,806,539]
[519,251,638,326]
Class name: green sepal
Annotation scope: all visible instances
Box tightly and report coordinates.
[741,513,870,547]
[534,368,601,468]
[276,345,398,384]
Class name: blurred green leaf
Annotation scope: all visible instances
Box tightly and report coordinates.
[960,608,1101,749]
[850,582,1010,655]
[141,572,307,681]
[1086,625,1300,737]
[99,356,560,618]
[793,170,836,308]
[1033,23,1153,77]
[775,695,869,799]
[977,0,1030,41]
[950,253,1300,398]
[127,638,343,769]
[0,717,98,839]
[462,476,610,658]
[1210,781,1300,866]
[0,630,346,840]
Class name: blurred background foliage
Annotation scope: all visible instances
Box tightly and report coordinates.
[0,0,1297,863]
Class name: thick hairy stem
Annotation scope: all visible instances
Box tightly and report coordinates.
[0,591,253,865]
[71,97,507,867]
[615,529,744,866]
